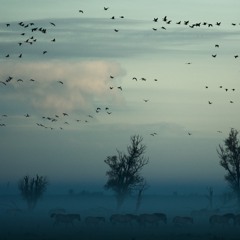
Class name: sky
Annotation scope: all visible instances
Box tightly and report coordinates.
[0,0,240,195]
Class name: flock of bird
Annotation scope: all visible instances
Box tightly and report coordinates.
[0,5,240,137]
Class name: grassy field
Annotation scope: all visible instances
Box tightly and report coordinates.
[1,193,240,240]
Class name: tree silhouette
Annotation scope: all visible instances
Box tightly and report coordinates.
[18,174,48,210]
[217,128,240,207]
[104,135,149,209]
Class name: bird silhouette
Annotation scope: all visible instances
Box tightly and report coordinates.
[208,101,212,104]
[212,54,217,58]
[162,16,167,22]
[63,113,68,116]
[114,29,119,32]
[117,86,122,91]
[0,81,6,85]
[50,22,56,26]
[43,51,47,54]
[58,81,63,84]
[153,18,158,22]
[104,7,109,10]
[79,10,84,13]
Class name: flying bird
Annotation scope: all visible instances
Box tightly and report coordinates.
[212,54,217,58]
[43,51,47,54]
[79,10,84,13]
[50,22,56,26]
[104,7,109,10]
[58,81,63,84]
[162,16,167,22]
[114,29,119,32]
[0,81,6,85]
[208,101,212,104]
[117,86,122,91]
[63,113,68,116]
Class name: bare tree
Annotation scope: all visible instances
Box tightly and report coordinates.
[217,128,240,207]
[18,174,48,210]
[104,135,149,209]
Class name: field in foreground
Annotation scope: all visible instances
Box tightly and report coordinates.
[1,193,240,240]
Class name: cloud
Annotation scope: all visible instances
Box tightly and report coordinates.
[0,60,126,115]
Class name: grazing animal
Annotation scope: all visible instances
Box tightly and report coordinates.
[209,214,235,227]
[48,208,66,216]
[51,213,81,226]
[110,214,137,226]
[139,213,167,227]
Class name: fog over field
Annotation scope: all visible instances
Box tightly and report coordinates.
[1,191,240,240]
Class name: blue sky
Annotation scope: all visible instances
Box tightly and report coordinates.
[0,0,240,194]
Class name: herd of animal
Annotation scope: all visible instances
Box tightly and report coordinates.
[49,208,240,228]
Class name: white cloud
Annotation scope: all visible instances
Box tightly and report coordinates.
[0,60,126,114]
